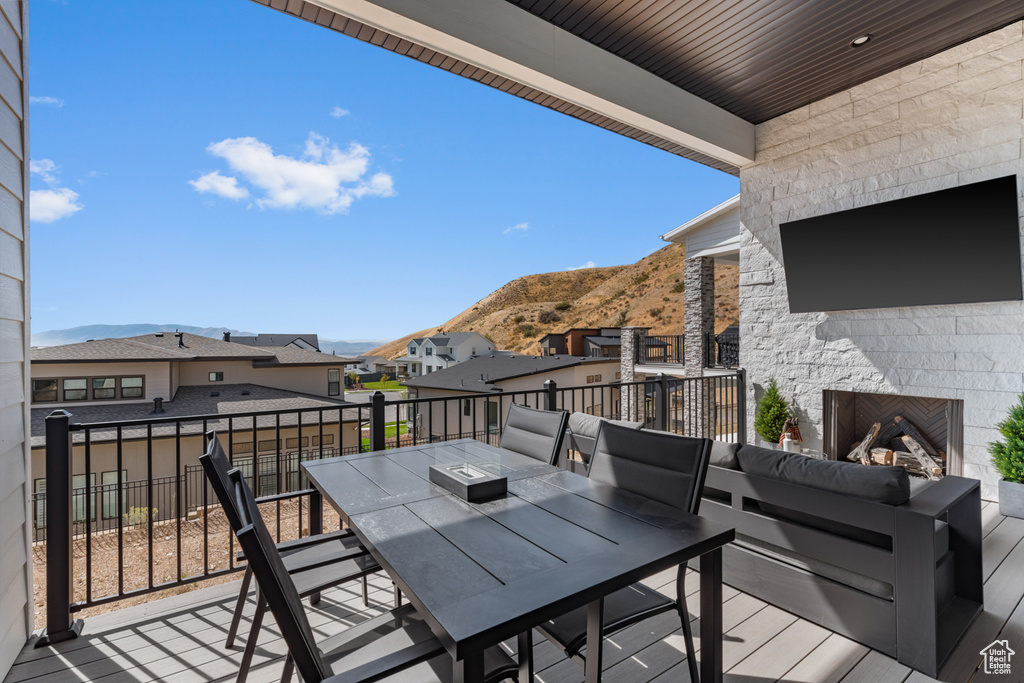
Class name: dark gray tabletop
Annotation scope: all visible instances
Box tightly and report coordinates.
[302,439,734,663]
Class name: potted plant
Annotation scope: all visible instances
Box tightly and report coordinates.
[754,377,789,447]
[989,393,1024,518]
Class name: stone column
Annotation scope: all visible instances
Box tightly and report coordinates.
[619,327,645,421]
[683,256,716,436]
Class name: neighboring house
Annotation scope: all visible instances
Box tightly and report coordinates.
[225,332,320,351]
[403,354,622,438]
[28,333,363,498]
[391,332,501,376]
[540,327,628,357]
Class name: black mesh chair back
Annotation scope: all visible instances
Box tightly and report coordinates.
[499,402,569,465]
[228,468,329,683]
[199,432,244,531]
[588,422,713,515]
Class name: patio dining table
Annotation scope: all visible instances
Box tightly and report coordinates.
[302,438,734,683]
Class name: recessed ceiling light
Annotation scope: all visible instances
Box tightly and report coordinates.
[851,35,871,47]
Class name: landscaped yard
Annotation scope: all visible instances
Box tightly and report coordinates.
[360,421,408,448]
[360,380,403,390]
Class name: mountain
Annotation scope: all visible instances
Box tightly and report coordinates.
[369,243,739,359]
[31,324,388,355]
[318,339,391,356]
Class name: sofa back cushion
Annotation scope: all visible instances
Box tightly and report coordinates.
[736,445,910,506]
[567,411,643,438]
[710,441,741,470]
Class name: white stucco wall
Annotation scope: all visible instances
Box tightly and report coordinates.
[739,22,1024,500]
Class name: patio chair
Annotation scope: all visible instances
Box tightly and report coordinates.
[499,402,569,466]
[199,434,390,683]
[226,467,521,683]
[534,423,712,683]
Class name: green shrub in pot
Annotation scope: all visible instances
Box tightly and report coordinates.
[754,377,789,446]
[989,393,1024,518]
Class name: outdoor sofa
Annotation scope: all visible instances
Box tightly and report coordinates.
[562,413,983,677]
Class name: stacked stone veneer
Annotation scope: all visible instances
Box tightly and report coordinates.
[740,21,1024,500]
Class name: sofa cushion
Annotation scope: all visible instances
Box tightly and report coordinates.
[567,412,643,438]
[710,441,741,470]
[736,445,910,506]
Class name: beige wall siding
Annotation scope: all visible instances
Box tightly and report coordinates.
[178,360,344,399]
[0,0,28,675]
[739,22,1024,501]
[31,360,172,407]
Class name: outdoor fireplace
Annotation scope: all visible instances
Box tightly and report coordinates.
[822,390,964,477]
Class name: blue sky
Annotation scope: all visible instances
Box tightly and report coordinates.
[28,0,738,340]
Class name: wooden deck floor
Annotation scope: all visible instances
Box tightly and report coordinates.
[6,501,1023,683]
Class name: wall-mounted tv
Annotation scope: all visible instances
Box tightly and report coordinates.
[779,175,1022,313]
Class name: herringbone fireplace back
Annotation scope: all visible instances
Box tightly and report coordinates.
[822,390,964,476]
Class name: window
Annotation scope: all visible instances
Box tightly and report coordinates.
[463,399,471,416]
[426,366,433,373]
[32,379,58,403]
[93,377,116,399]
[312,434,334,447]
[286,436,309,449]
[209,372,223,382]
[425,347,433,356]
[471,347,476,355]
[615,372,621,379]
[63,378,88,401]
[595,374,602,383]
[232,441,254,455]
[328,368,340,396]
[101,470,127,520]
[120,376,144,399]
[72,473,96,524]
[409,346,417,355]
[258,439,281,452]
[586,375,595,384]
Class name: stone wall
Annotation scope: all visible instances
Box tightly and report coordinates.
[739,21,1024,500]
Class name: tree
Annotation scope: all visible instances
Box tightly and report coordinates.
[380,373,391,387]
[347,370,359,386]
[990,394,1024,483]
[754,378,790,444]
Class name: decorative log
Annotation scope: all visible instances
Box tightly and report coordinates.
[870,448,894,466]
[893,416,939,456]
[900,435,942,480]
[875,419,905,450]
[847,423,881,465]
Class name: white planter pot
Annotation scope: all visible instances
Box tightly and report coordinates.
[1000,479,1024,519]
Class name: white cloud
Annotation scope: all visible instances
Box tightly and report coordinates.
[568,261,597,270]
[330,106,350,118]
[189,170,249,200]
[30,96,64,107]
[503,222,529,235]
[192,133,394,214]
[29,158,81,223]
[31,188,82,222]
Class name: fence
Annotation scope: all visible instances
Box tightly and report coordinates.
[634,334,684,365]
[36,371,744,642]
[705,329,740,368]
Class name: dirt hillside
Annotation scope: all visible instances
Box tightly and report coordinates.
[370,243,738,359]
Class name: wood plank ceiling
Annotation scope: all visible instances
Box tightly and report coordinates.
[257,0,1024,171]
[508,0,1024,123]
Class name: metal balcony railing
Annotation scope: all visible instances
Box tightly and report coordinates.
[36,372,745,643]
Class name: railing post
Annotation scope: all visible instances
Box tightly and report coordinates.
[543,380,557,411]
[736,368,748,445]
[371,391,386,452]
[37,410,83,646]
[655,373,669,432]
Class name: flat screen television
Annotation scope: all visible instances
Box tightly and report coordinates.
[779,175,1023,313]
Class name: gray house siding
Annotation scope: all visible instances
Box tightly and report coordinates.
[683,204,740,258]
[0,0,30,676]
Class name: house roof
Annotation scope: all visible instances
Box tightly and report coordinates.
[409,332,484,347]
[585,336,624,347]
[30,383,361,446]
[661,194,740,243]
[31,332,356,367]
[436,354,455,362]
[231,334,320,350]
[32,332,277,363]
[251,346,357,367]
[402,354,618,393]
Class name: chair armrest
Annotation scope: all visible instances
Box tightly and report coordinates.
[897,476,979,519]
[277,528,356,553]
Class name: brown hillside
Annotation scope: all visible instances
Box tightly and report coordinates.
[369,243,738,359]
